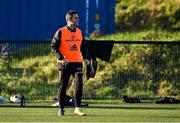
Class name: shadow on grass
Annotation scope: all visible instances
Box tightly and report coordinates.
[0,104,75,108]
[87,114,180,119]
[86,105,180,110]
[0,103,180,110]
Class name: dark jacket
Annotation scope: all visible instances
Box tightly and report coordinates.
[86,58,97,79]
[85,40,114,79]
[50,26,89,69]
[87,40,114,62]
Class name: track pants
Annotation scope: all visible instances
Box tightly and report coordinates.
[58,66,83,109]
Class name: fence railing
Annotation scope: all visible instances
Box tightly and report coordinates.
[0,40,180,100]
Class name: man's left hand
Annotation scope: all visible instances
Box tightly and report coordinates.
[84,59,90,65]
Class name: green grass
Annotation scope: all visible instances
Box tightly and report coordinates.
[0,103,180,122]
[98,29,180,41]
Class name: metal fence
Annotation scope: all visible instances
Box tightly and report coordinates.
[86,41,180,100]
[0,40,180,101]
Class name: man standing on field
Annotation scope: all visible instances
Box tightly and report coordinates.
[51,10,89,116]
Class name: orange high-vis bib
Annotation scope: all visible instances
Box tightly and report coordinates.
[59,27,83,62]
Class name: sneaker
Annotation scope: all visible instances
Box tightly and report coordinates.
[58,109,65,116]
[52,102,59,107]
[10,95,21,103]
[74,107,86,116]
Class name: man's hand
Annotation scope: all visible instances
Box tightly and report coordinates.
[57,59,68,65]
[84,59,90,65]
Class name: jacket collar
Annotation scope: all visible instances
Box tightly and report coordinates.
[66,25,76,32]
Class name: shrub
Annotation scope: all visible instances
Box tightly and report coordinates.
[158,80,179,96]
[115,0,180,30]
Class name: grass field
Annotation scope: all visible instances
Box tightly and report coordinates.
[98,29,180,41]
[0,103,180,122]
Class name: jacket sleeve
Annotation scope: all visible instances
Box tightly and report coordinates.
[50,29,64,60]
[81,33,89,60]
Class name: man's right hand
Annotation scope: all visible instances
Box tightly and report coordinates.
[57,59,68,65]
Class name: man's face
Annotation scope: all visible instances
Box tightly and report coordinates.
[70,14,79,27]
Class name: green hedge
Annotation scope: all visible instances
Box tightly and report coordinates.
[115,0,180,31]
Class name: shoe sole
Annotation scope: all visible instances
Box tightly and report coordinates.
[74,113,86,116]
[58,113,64,116]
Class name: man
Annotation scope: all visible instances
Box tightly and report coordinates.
[51,10,89,116]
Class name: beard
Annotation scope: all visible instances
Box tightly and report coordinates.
[73,22,79,27]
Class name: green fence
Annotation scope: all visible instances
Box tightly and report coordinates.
[0,40,180,100]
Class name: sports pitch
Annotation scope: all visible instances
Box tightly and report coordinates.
[0,103,180,122]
